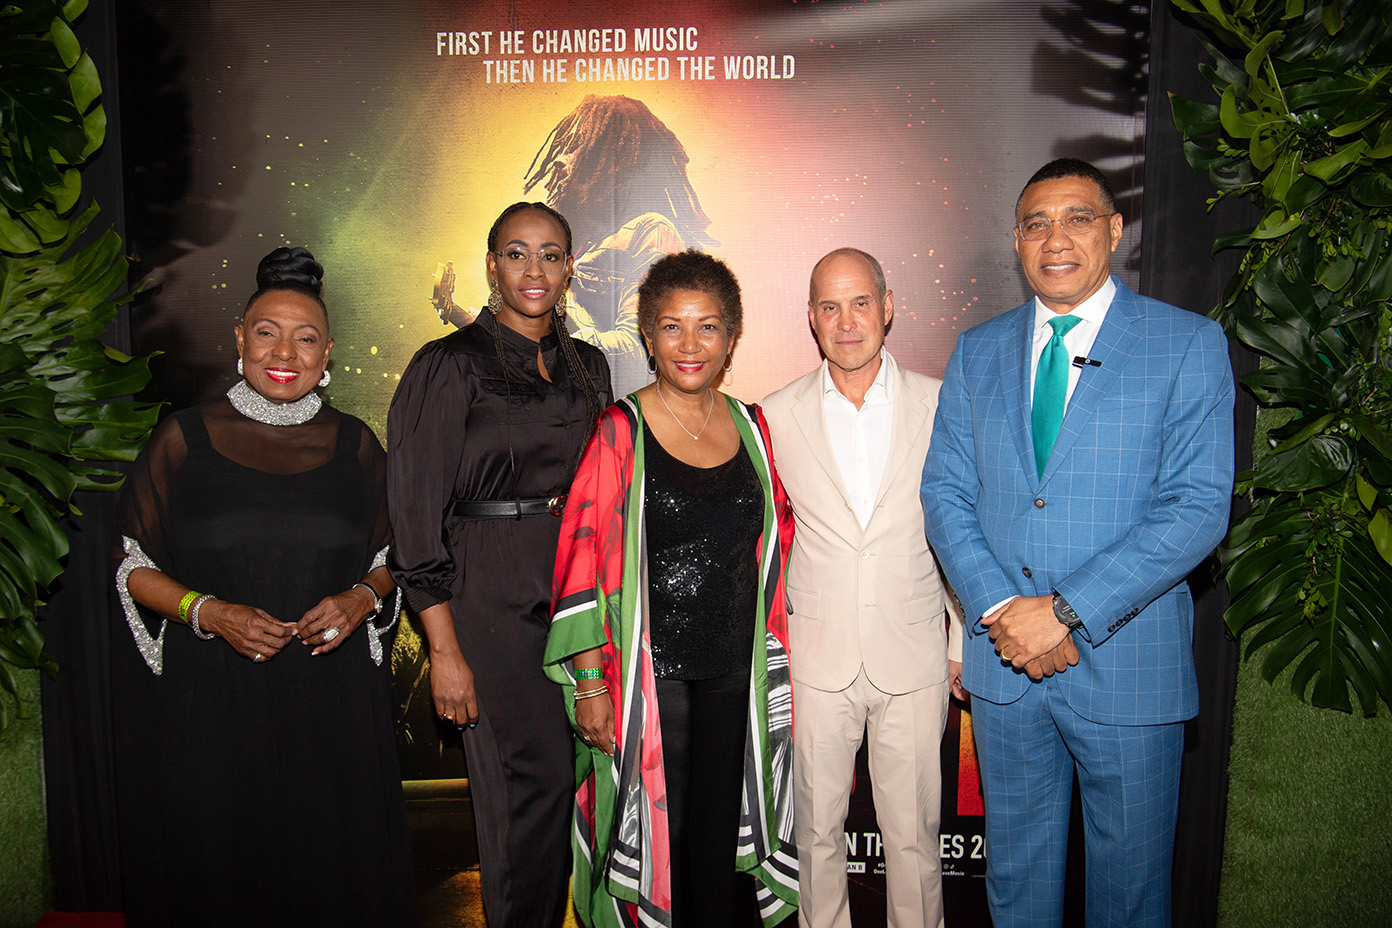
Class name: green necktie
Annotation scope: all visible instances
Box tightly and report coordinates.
[1032,314,1082,477]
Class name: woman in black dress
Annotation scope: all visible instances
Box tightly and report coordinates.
[387,202,612,927]
[115,248,415,927]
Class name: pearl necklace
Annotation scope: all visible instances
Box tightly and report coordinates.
[655,380,715,441]
[227,379,322,426]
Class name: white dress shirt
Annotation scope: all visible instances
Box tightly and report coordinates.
[822,349,893,530]
[1028,275,1116,409]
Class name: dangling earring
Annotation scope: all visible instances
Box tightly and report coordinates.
[487,283,502,316]
[647,355,657,375]
[554,290,568,318]
[237,358,244,376]
[319,370,331,388]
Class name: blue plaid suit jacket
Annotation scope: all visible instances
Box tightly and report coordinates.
[921,279,1235,725]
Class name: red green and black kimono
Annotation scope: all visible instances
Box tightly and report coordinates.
[545,394,799,928]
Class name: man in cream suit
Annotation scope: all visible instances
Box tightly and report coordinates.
[763,248,963,928]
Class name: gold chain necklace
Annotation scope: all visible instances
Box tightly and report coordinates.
[655,379,715,441]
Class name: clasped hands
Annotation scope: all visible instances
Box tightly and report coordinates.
[202,586,377,661]
[983,594,1080,681]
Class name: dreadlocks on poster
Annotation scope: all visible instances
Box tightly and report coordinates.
[435,94,717,394]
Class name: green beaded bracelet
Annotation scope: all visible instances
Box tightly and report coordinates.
[177,590,201,623]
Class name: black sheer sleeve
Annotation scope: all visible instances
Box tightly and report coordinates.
[356,421,392,556]
[115,413,189,573]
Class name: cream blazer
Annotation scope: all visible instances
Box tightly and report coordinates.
[763,352,963,695]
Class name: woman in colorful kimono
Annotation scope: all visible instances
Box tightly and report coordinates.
[545,250,799,928]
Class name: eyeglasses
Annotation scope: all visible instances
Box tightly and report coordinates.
[1016,213,1114,242]
[494,248,569,276]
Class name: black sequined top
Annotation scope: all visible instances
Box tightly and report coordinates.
[643,421,763,680]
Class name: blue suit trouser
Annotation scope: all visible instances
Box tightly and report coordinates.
[971,678,1184,928]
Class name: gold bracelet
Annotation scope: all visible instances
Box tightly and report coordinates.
[177,590,201,623]
[574,685,609,701]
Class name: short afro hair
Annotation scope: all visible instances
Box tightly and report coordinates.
[636,249,743,343]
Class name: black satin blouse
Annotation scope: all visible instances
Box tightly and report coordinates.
[387,310,613,614]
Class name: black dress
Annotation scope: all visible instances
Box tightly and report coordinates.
[115,400,416,928]
[387,310,612,927]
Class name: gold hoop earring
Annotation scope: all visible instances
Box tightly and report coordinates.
[723,355,732,373]
[487,283,502,316]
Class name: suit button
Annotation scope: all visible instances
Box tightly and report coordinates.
[1022,567,1032,578]
[1033,498,1046,509]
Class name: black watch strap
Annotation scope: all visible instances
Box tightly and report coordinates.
[1053,592,1083,630]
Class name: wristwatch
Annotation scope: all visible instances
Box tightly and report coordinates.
[1052,592,1083,630]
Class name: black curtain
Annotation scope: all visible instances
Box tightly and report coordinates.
[1141,6,1258,928]
[38,0,129,912]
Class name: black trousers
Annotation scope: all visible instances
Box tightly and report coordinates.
[656,669,761,928]
[458,616,573,928]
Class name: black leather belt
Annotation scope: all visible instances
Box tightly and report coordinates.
[452,495,567,518]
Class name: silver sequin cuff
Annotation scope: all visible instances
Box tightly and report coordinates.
[117,536,166,675]
[366,545,400,666]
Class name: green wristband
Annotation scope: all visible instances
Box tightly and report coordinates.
[177,590,201,623]
[574,667,602,680]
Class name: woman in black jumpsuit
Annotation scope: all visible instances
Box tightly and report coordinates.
[387,203,611,927]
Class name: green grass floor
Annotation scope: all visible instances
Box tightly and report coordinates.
[1220,647,1392,926]
[0,668,47,928]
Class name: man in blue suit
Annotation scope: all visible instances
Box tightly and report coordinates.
[921,159,1234,928]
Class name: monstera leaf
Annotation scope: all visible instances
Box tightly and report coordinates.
[1171,0,1392,715]
[0,0,158,731]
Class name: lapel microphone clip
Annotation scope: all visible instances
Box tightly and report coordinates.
[1072,356,1102,368]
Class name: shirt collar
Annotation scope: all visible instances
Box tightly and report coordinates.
[822,347,893,404]
[1032,275,1117,335]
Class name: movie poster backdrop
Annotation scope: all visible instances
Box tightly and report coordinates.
[118,1,1148,921]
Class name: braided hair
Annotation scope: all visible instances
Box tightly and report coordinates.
[486,202,603,439]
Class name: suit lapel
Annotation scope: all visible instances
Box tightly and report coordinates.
[789,370,859,527]
[1041,280,1141,484]
[874,355,929,510]
[1000,304,1040,488]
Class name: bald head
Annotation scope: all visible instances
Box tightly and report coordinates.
[809,247,886,304]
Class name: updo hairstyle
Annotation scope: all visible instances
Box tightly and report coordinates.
[245,246,328,320]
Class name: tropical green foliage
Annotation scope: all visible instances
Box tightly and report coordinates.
[1170,0,1392,714]
[0,0,158,730]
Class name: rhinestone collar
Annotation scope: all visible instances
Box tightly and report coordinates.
[227,379,322,426]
